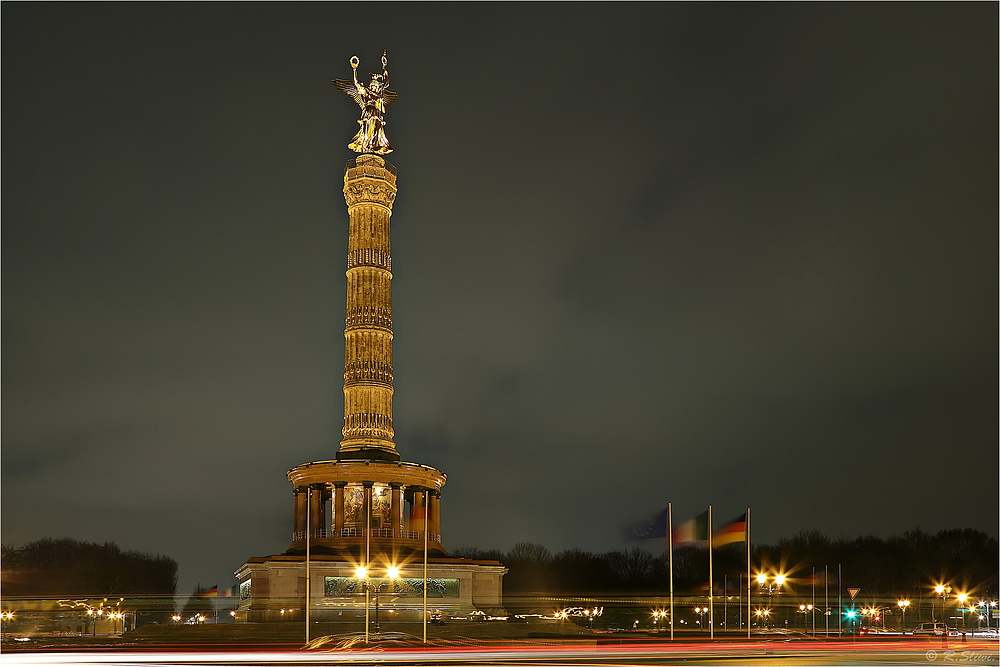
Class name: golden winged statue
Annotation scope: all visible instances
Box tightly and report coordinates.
[333,52,397,155]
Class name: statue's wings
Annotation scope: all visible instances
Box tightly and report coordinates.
[382,89,397,105]
[333,79,365,108]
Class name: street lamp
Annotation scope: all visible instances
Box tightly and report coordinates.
[754,608,771,630]
[934,584,952,623]
[694,607,707,632]
[356,565,400,640]
[897,600,910,633]
[863,606,887,632]
[1,611,14,638]
[976,600,996,630]
[757,573,785,628]
[798,604,815,631]
[956,594,969,629]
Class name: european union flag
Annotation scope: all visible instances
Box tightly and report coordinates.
[624,508,668,540]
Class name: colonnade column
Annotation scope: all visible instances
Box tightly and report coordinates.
[410,488,425,533]
[309,484,323,537]
[293,487,307,537]
[429,490,441,541]
[362,482,374,537]
[389,483,402,537]
[334,482,346,538]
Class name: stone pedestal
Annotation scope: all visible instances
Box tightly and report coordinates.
[235,554,506,622]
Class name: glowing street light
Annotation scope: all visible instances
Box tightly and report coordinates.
[933,584,952,623]
[798,604,815,631]
[956,594,970,629]
[356,565,400,639]
[694,607,707,632]
[756,573,785,629]
[897,600,910,633]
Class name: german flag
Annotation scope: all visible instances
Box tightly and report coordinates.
[200,585,218,597]
[712,512,747,546]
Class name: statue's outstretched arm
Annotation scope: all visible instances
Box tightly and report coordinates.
[333,56,367,108]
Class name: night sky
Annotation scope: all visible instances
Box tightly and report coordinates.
[4,4,997,597]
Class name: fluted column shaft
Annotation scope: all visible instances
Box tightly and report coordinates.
[340,155,398,458]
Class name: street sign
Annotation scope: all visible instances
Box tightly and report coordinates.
[847,588,861,600]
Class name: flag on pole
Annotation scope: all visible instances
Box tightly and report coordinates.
[672,510,709,546]
[200,585,218,597]
[218,585,235,598]
[624,508,668,540]
[712,512,747,545]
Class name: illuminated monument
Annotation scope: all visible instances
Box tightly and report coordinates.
[235,54,505,623]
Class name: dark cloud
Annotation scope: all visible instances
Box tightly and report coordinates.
[3,4,996,595]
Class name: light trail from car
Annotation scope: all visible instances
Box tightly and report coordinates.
[0,639,997,667]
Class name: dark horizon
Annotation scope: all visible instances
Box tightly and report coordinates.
[3,3,997,597]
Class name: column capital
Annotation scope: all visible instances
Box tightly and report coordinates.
[389,482,402,489]
[333,481,348,489]
[361,480,374,488]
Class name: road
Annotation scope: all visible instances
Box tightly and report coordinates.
[2,639,997,666]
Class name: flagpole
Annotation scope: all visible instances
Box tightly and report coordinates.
[746,506,751,640]
[708,505,713,640]
[668,502,674,641]
[838,563,842,638]
[738,571,742,632]
[366,488,371,644]
[306,486,311,644]
[811,566,816,636]
[825,564,829,637]
[422,494,428,644]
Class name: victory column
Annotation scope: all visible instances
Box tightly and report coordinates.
[235,54,505,626]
